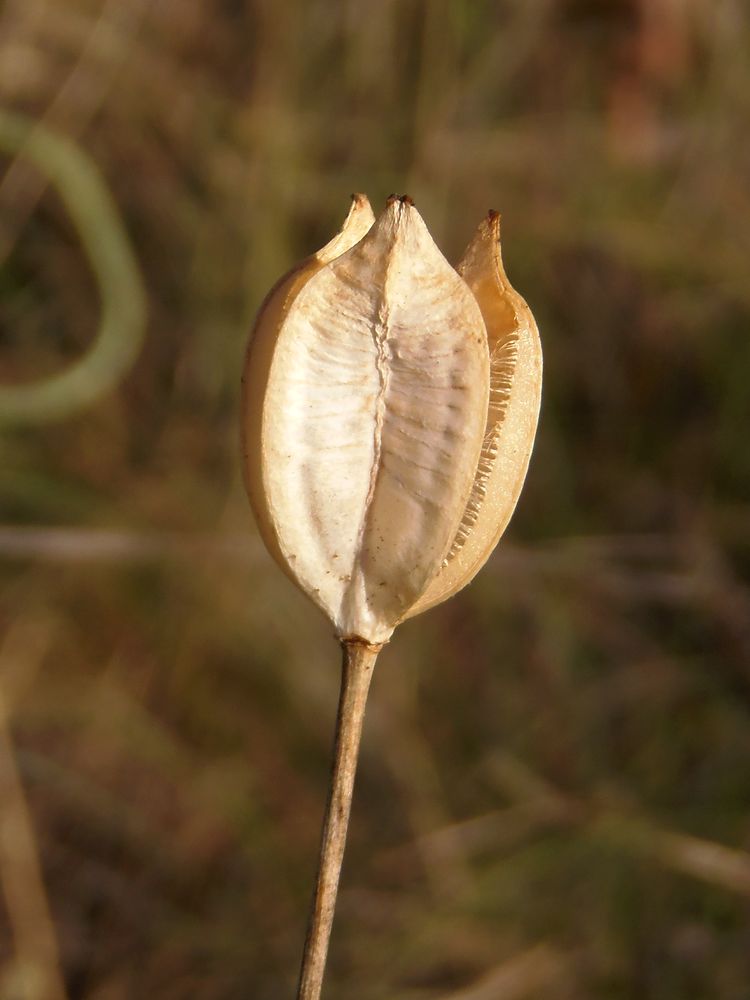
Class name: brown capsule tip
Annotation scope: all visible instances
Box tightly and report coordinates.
[400,194,414,206]
[487,209,500,223]
[386,193,399,205]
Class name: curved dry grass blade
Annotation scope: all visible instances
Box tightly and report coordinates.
[0,111,146,424]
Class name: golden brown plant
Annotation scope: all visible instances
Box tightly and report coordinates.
[241,194,542,999]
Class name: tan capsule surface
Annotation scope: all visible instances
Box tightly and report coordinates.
[241,195,375,590]
[248,198,490,643]
[406,212,542,617]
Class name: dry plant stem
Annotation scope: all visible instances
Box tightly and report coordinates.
[0,691,68,1000]
[296,639,381,1000]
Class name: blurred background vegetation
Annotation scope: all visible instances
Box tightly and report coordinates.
[1,0,750,997]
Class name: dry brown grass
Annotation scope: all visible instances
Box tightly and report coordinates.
[2,1,750,997]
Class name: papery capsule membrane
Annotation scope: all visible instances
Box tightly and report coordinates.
[241,195,375,588]
[243,197,491,644]
[406,212,542,617]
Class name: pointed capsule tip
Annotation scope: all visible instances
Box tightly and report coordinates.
[385,193,415,208]
[486,210,502,242]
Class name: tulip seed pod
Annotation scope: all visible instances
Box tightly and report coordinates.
[240,194,541,1000]
[242,195,541,642]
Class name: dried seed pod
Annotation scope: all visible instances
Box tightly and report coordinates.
[240,194,542,1000]
[242,194,493,644]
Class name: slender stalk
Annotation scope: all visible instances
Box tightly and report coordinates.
[0,690,68,1000]
[296,638,381,1000]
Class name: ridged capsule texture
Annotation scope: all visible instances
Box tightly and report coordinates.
[405,211,542,617]
[242,196,541,644]
[241,194,375,583]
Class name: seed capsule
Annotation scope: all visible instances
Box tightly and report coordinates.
[406,209,543,616]
[241,195,541,644]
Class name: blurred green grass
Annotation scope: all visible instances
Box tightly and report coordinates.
[1,1,750,997]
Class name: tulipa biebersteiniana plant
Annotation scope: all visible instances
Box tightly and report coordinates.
[241,194,542,999]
